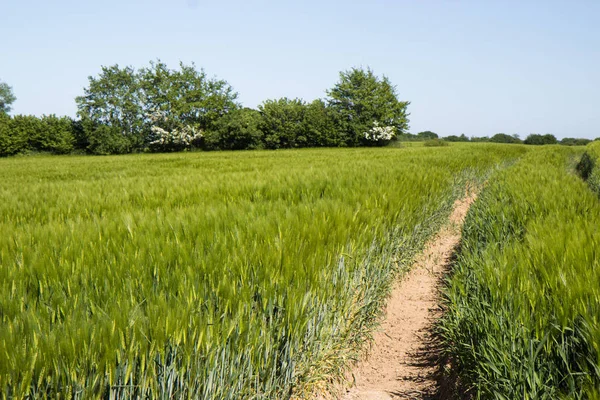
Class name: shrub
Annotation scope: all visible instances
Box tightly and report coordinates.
[33,115,75,154]
[0,114,27,156]
[258,98,308,149]
[203,108,262,150]
[363,121,396,146]
[85,124,135,155]
[576,152,595,180]
[147,110,202,152]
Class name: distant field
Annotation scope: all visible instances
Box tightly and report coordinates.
[0,144,527,399]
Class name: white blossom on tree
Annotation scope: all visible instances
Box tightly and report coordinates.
[363,121,396,142]
[147,109,202,151]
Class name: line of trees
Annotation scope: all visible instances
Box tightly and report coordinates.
[410,131,592,146]
[0,63,411,156]
[1,65,596,157]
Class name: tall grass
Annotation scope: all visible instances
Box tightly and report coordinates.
[0,145,526,398]
[441,147,600,399]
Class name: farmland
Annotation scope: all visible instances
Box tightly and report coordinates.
[441,146,600,398]
[0,144,524,399]
[2,143,600,399]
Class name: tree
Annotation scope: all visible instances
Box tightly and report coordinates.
[444,134,469,142]
[490,133,521,144]
[524,133,557,145]
[303,99,339,147]
[560,137,591,146]
[138,61,238,136]
[33,115,75,154]
[76,60,238,154]
[0,81,16,114]
[203,108,262,150]
[0,113,27,156]
[327,67,409,147]
[258,98,308,149]
[417,131,438,140]
[76,65,144,150]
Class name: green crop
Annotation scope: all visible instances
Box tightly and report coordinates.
[0,144,526,399]
[441,147,600,399]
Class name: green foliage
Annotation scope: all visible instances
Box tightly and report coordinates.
[490,133,521,144]
[443,134,469,142]
[577,142,600,195]
[327,67,409,146]
[0,113,27,156]
[258,98,308,149]
[32,115,75,154]
[303,99,340,147]
[204,108,262,150]
[76,61,238,154]
[0,114,75,156]
[423,138,449,147]
[76,65,144,149]
[0,144,527,398]
[524,133,558,145]
[417,131,438,140]
[560,137,592,146]
[441,147,600,399]
[0,80,16,114]
[138,60,238,133]
[84,122,135,155]
[576,152,595,180]
[470,136,490,142]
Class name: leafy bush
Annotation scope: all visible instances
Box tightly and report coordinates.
[0,113,27,156]
[363,121,396,146]
[33,115,75,154]
[576,152,595,179]
[85,124,135,155]
[204,108,262,150]
[147,109,202,152]
[258,98,308,149]
[423,138,449,147]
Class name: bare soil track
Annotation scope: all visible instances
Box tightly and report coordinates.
[339,191,476,400]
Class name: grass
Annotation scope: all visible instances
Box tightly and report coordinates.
[0,144,528,399]
[440,146,600,399]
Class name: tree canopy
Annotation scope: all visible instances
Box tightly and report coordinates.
[0,81,16,114]
[327,68,410,146]
[75,61,238,153]
[524,134,558,145]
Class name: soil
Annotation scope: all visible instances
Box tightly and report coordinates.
[338,191,476,400]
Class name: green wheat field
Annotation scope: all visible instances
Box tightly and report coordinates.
[1,143,599,399]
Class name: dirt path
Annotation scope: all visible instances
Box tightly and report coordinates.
[340,191,476,400]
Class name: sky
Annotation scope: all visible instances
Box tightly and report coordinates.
[1,0,599,139]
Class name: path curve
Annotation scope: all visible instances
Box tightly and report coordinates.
[340,191,476,400]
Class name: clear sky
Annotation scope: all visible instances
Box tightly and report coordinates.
[2,0,599,138]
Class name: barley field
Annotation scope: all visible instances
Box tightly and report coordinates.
[0,144,527,399]
[441,146,600,399]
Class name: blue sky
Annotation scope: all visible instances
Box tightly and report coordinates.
[2,0,599,138]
